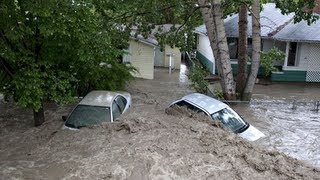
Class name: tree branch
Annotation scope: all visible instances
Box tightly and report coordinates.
[0,55,14,78]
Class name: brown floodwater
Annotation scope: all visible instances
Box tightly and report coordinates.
[159,66,320,167]
[1,67,320,179]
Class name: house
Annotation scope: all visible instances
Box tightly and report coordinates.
[272,20,320,82]
[123,25,182,79]
[195,3,320,82]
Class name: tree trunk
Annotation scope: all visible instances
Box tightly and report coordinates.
[243,0,261,101]
[236,4,248,98]
[198,0,236,100]
[33,103,45,127]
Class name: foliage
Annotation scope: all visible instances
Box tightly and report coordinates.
[93,0,203,51]
[187,60,210,94]
[260,47,285,77]
[0,0,135,113]
[213,89,225,100]
[274,0,319,24]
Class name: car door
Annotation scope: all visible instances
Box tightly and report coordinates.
[111,95,128,121]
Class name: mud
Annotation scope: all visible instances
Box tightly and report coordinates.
[1,68,320,179]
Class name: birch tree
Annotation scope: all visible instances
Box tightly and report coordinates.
[198,0,236,100]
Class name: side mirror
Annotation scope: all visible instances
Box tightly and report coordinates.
[62,116,67,121]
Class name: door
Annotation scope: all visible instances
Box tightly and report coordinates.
[154,47,164,67]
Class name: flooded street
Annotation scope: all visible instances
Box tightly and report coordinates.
[157,66,320,167]
[1,66,320,179]
[232,93,320,168]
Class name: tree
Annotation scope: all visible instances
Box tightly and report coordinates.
[242,0,261,101]
[198,0,236,100]
[236,3,248,98]
[0,0,134,126]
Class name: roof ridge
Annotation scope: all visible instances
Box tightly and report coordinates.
[267,17,294,37]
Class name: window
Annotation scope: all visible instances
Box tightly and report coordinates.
[211,107,248,133]
[227,38,238,59]
[175,100,205,114]
[115,95,127,113]
[65,105,111,128]
[287,42,297,66]
[122,46,131,63]
[112,101,121,120]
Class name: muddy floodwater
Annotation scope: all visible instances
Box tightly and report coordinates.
[1,67,320,179]
[232,84,320,168]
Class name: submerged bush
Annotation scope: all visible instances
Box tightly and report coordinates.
[187,60,210,94]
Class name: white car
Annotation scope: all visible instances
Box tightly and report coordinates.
[63,90,131,129]
[169,93,265,141]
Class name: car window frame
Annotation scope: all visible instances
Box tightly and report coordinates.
[111,95,127,121]
[115,95,127,113]
[173,99,211,116]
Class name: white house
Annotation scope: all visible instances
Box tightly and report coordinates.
[195,3,320,82]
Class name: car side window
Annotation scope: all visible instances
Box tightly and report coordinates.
[175,100,205,114]
[115,95,127,113]
[112,101,121,120]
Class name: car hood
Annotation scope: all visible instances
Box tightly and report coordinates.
[238,125,265,141]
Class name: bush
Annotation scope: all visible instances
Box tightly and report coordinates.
[260,48,285,77]
[187,60,210,94]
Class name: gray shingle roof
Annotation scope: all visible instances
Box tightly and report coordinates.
[196,3,294,38]
[274,19,320,43]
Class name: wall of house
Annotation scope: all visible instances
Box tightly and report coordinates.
[271,70,307,82]
[272,42,320,82]
[262,39,287,66]
[129,40,154,79]
[164,45,181,70]
[154,47,164,67]
[196,34,215,74]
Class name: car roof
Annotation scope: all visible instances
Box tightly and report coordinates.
[79,90,123,107]
[181,93,228,114]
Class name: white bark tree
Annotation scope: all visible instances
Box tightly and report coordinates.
[198,0,236,100]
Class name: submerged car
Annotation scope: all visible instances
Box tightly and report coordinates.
[63,90,131,129]
[168,93,265,141]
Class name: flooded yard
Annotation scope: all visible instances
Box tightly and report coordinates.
[0,67,319,179]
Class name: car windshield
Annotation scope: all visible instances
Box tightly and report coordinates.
[211,107,248,133]
[65,105,111,128]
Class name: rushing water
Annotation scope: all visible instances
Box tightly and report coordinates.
[156,64,320,167]
[232,95,320,167]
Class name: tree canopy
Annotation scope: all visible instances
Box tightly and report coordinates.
[1,0,319,125]
[0,0,135,125]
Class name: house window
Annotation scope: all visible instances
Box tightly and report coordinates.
[227,38,238,59]
[227,38,253,60]
[287,42,297,66]
[122,45,131,63]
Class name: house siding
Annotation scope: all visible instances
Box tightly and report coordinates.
[164,45,181,69]
[271,70,307,82]
[196,51,214,74]
[129,40,154,79]
[196,34,215,74]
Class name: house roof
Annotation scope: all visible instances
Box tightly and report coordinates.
[130,24,182,47]
[195,3,294,38]
[273,18,320,43]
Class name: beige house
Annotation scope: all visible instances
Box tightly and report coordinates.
[124,37,181,80]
